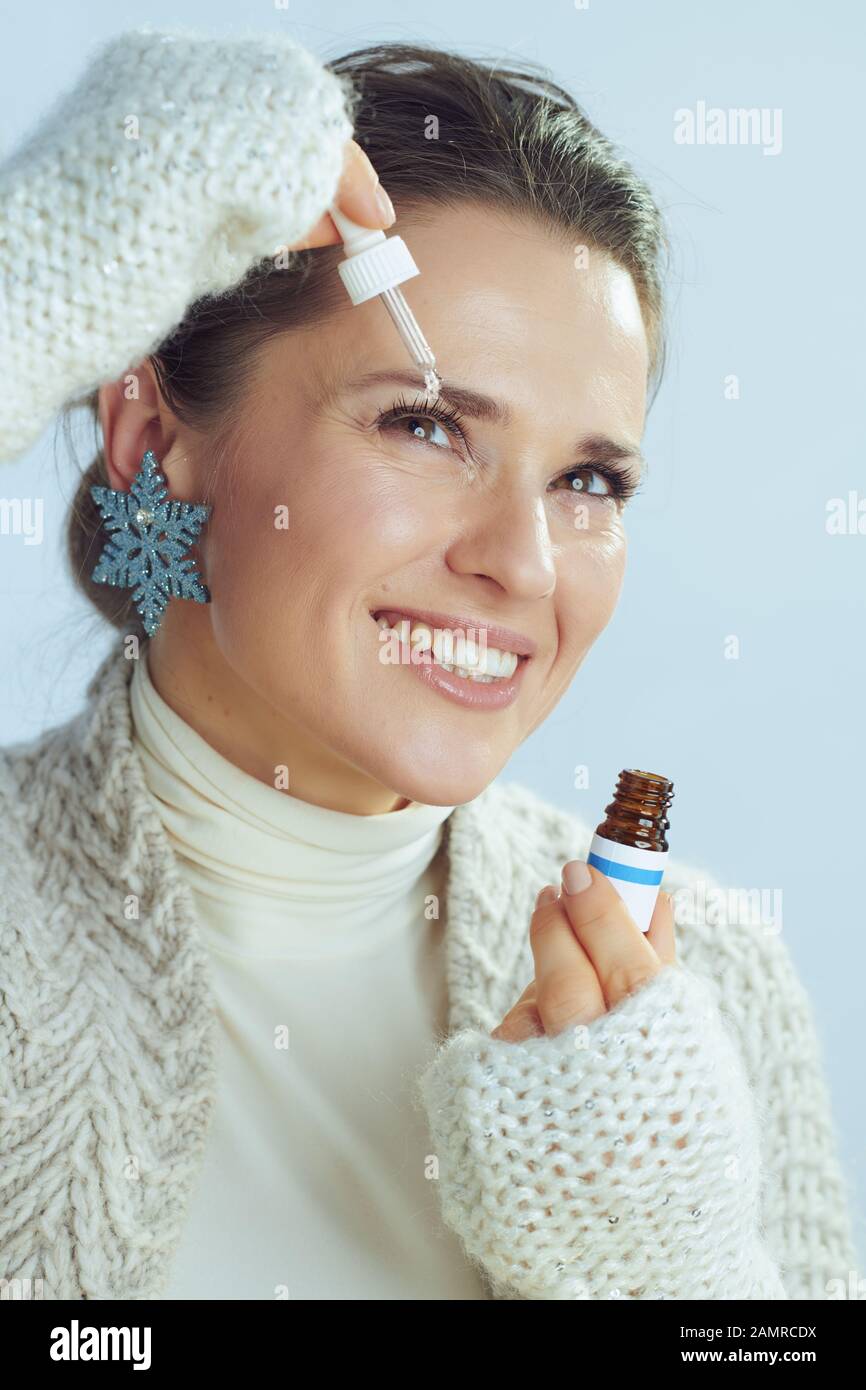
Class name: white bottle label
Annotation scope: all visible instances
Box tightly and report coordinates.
[587,832,668,934]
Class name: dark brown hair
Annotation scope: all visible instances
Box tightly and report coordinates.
[65,40,670,634]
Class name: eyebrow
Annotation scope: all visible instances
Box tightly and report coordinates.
[338,369,647,475]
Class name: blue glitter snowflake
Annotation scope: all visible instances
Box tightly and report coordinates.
[90,449,212,637]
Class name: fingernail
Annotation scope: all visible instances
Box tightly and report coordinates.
[374,179,395,224]
[534,885,558,910]
[561,860,592,895]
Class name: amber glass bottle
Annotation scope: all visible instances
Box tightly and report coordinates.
[587,769,675,933]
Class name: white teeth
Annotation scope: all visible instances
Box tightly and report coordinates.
[431,629,450,665]
[452,634,480,669]
[375,613,522,681]
[483,647,503,677]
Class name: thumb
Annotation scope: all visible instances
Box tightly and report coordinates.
[333,139,395,230]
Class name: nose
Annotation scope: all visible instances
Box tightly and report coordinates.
[444,484,557,601]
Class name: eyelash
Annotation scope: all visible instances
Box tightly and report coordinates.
[374,392,642,506]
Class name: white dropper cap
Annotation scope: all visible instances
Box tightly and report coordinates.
[329,204,420,304]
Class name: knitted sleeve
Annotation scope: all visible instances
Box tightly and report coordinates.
[687,909,861,1300]
[413,962,789,1300]
[0,25,354,462]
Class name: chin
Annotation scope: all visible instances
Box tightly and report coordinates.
[367,747,502,809]
[400,772,489,808]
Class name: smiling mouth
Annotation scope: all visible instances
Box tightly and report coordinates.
[370,609,530,683]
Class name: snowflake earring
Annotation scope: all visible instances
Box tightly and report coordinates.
[90,448,212,637]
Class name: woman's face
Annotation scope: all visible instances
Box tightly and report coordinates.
[155,204,649,808]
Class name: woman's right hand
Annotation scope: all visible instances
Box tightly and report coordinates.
[289,139,396,250]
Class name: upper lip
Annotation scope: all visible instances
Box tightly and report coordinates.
[371,605,537,658]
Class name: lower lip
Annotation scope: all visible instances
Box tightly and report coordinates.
[371,614,529,711]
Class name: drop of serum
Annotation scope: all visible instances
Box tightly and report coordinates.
[423,365,442,395]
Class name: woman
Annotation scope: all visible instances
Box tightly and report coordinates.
[0,26,857,1301]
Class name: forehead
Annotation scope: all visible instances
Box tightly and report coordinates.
[387,203,650,431]
[263,202,650,444]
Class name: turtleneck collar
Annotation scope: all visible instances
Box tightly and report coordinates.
[128,649,455,959]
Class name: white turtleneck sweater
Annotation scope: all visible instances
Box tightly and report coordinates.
[128,651,489,1300]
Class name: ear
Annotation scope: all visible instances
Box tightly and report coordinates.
[97,359,180,492]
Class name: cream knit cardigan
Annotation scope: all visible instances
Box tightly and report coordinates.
[0,26,859,1301]
[0,642,859,1300]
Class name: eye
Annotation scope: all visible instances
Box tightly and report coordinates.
[374,392,469,456]
[399,414,452,449]
[550,464,639,507]
[561,468,607,494]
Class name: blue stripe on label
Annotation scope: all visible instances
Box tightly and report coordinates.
[588,852,664,886]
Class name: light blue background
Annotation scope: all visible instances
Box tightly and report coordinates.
[2,1,864,1276]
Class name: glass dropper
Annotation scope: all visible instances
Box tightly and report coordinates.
[328,204,442,396]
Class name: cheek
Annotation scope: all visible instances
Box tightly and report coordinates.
[275,440,458,580]
[201,445,447,621]
[556,515,628,657]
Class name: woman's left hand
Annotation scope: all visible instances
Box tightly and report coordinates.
[491,861,676,1040]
